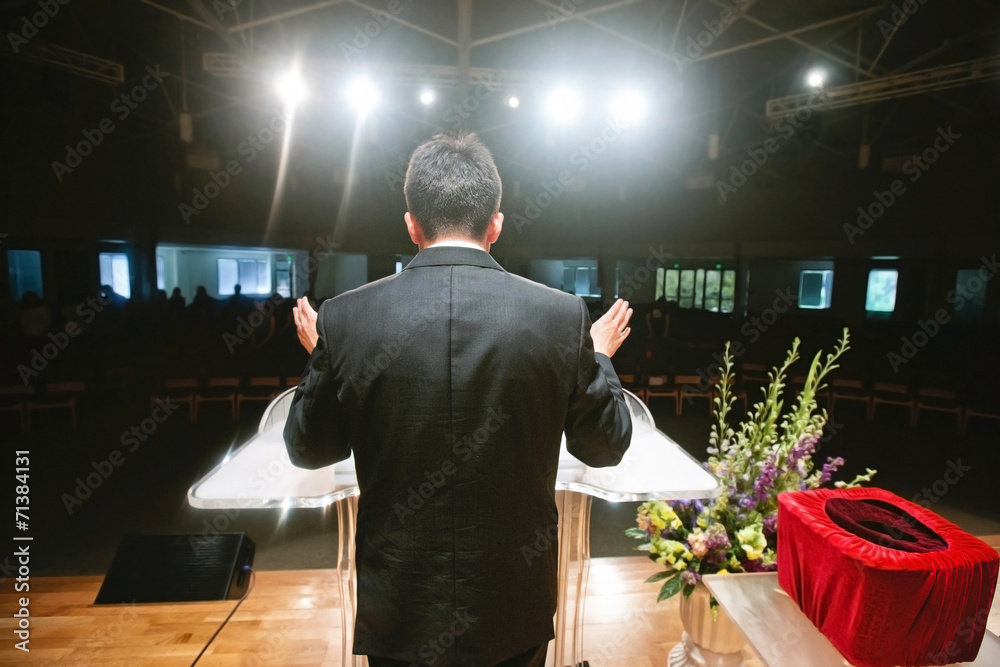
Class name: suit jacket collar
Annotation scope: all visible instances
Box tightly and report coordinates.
[403,246,505,272]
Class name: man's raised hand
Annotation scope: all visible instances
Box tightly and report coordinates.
[590,298,632,358]
[293,297,319,354]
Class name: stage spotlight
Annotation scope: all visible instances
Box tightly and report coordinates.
[346,76,380,115]
[545,87,581,124]
[505,94,520,109]
[275,70,308,109]
[806,68,826,89]
[419,88,435,105]
[610,89,647,127]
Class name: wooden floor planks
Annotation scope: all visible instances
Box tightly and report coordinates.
[2,539,998,666]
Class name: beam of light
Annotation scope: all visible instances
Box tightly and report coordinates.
[346,76,380,116]
[262,105,297,245]
[545,87,581,124]
[610,88,647,127]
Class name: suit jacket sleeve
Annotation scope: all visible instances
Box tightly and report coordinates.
[564,298,633,468]
[283,302,352,469]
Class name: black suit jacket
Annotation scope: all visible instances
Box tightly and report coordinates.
[284,246,632,665]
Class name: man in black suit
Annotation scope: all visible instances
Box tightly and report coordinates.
[284,133,633,666]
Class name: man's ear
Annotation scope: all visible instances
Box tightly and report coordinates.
[486,212,503,245]
[404,212,425,246]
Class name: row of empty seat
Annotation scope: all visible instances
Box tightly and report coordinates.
[617,364,999,434]
[0,375,302,431]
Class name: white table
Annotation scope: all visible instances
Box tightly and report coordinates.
[703,572,1000,667]
[189,389,721,666]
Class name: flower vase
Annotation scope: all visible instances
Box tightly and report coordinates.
[667,583,746,667]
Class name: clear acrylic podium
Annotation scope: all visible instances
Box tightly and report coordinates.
[189,389,721,666]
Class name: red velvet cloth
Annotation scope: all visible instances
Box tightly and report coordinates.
[778,488,999,667]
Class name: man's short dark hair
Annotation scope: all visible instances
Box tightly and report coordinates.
[404,132,502,242]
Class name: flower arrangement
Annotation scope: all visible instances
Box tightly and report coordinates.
[626,328,877,603]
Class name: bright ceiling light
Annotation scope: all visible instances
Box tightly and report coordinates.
[275,69,308,108]
[419,88,435,105]
[505,94,520,109]
[346,76,380,115]
[610,89,647,127]
[806,68,826,89]
[545,87,581,124]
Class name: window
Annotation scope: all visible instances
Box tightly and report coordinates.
[953,269,986,319]
[563,265,599,297]
[865,269,898,313]
[99,252,131,298]
[218,258,270,295]
[655,267,735,312]
[720,270,736,313]
[156,256,165,291]
[799,270,833,309]
[7,249,43,301]
[275,257,292,298]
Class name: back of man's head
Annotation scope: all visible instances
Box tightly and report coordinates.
[404,132,502,243]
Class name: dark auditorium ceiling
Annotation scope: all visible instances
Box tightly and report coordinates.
[2,0,1000,251]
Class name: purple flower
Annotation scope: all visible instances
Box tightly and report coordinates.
[762,514,777,537]
[681,570,701,587]
[818,456,845,485]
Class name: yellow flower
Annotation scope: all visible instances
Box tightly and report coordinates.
[674,560,688,571]
[716,569,729,575]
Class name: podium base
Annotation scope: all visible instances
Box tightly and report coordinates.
[668,632,744,667]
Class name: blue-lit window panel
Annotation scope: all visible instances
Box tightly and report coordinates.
[865,269,898,313]
[8,249,43,300]
[99,252,131,299]
[156,256,165,291]
[953,269,986,319]
[219,258,270,295]
[799,270,833,309]
[679,270,695,309]
[721,270,736,313]
[218,259,238,295]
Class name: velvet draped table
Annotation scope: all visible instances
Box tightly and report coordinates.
[189,389,722,667]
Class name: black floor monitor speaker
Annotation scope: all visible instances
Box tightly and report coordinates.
[95,533,255,604]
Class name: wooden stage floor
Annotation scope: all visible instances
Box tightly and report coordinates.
[3,543,999,667]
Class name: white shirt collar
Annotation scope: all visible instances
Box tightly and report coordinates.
[427,240,485,250]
